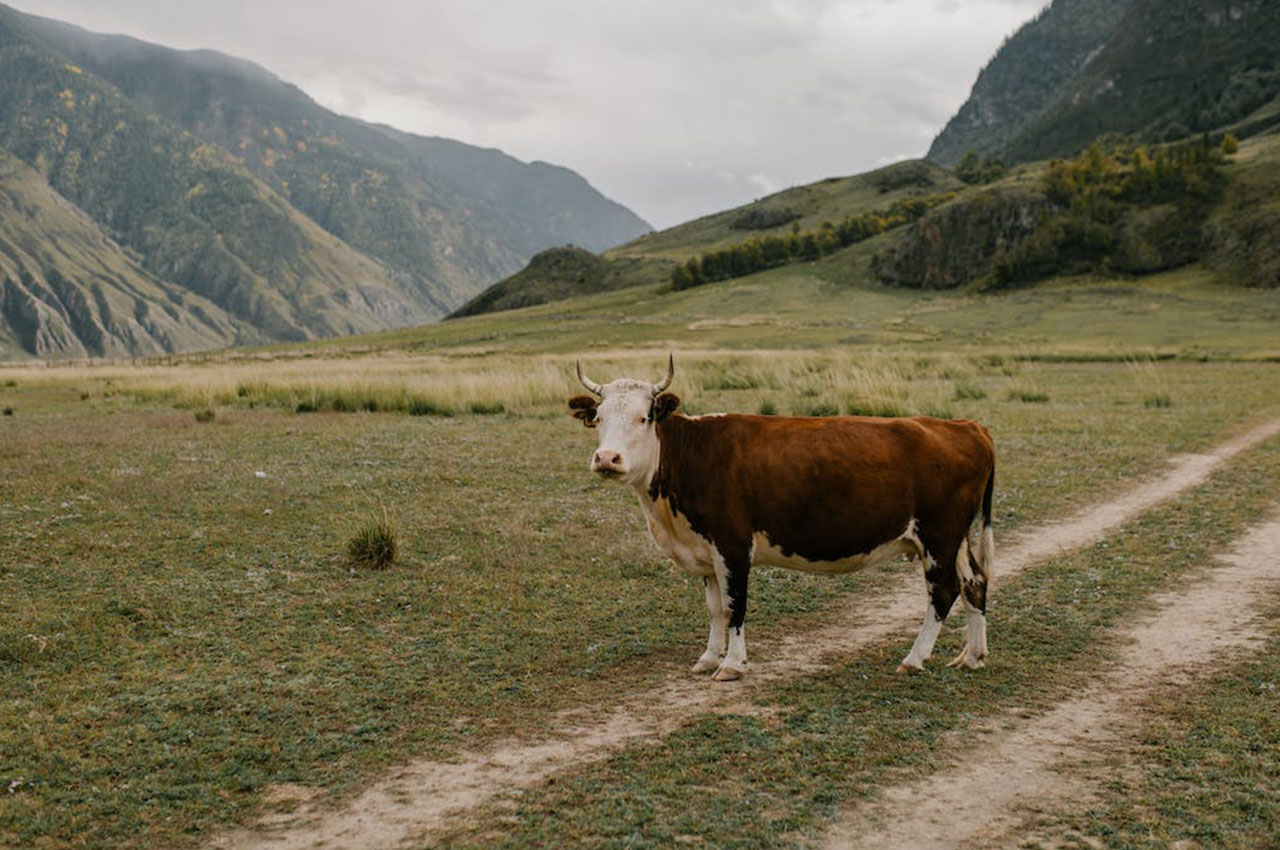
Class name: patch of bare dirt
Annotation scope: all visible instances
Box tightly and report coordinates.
[820,514,1280,850]
[209,416,1280,850]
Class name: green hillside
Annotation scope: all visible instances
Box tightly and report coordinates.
[451,160,963,318]
[0,148,246,359]
[448,246,671,320]
[611,159,962,259]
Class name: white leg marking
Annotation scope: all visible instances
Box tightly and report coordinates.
[956,538,974,584]
[948,598,988,670]
[899,598,944,673]
[692,578,728,674]
[714,624,748,682]
[711,552,746,681]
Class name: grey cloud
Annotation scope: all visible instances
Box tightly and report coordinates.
[11,0,1049,228]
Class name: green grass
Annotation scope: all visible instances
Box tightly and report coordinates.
[1040,612,1280,849]
[2,260,1279,849]
[247,258,1280,364]
[430,436,1280,850]
[0,359,1278,848]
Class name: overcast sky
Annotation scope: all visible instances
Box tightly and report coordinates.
[12,0,1047,229]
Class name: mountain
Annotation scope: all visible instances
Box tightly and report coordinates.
[0,147,246,358]
[15,10,650,297]
[0,4,650,358]
[1002,0,1280,161]
[930,0,1280,165]
[928,0,1134,166]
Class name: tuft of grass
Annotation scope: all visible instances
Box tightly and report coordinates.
[2,407,12,416]
[468,401,505,415]
[953,382,987,400]
[1129,358,1174,409]
[346,510,398,570]
[758,400,778,416]
[408,398,454,417]
[1008,389,1050,403]
[193,408,216,423]
[805,401,841,417]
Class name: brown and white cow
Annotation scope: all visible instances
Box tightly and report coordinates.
[568,356,996,681]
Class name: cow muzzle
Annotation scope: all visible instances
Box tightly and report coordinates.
[591,449,628,477]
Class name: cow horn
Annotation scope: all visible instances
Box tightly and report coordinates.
[652,354,674,394]
[576,360,604,396]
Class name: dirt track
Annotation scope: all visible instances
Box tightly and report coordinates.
[821,514,1280,850]
[210,415,1280,850]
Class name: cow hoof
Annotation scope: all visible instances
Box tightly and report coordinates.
[711,665,743,682]
[947,647,986,670]
[691,655,721,674]
[895,661,925,675]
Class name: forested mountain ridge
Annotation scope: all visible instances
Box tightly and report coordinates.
[0,4,650,358]
[930,0,1280,165]
[1002,0,1280,161]
[928,0,1134,166]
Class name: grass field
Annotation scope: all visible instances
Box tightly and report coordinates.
[2,260,1279,848]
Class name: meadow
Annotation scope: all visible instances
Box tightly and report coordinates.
[2,264,1279,848]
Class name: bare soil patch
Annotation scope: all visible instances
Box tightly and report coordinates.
[820,513,1280,850]
[209,416,1280,850]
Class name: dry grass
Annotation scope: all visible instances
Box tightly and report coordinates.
[0,348,976,421]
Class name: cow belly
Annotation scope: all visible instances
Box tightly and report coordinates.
[750,530,920,575]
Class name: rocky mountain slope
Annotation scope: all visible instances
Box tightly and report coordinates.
[0,147,245,359]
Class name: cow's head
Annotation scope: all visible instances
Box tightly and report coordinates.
[568,355,680,486]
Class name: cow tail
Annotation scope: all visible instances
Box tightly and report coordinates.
[974,464,995,582]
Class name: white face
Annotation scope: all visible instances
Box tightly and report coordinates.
[588,379,661,487]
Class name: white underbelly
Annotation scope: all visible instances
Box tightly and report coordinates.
[643,497,717,576]
[750,531,920,575]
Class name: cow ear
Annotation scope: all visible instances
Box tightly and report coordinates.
[652,393,681,423]
[567,395,598,427]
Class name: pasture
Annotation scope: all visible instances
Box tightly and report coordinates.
[2,267,1280,848]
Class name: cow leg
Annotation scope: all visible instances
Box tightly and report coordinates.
[692,576,729,674]
[948,539,989,670]
[711,549,750,682]
[897,545,961,674]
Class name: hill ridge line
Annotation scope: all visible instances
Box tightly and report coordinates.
[207,413,1280,850]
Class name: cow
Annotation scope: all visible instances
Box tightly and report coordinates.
[567,356,996,682]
